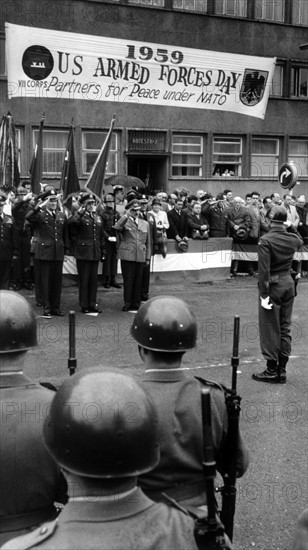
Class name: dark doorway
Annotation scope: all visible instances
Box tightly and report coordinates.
[127,156,168,193]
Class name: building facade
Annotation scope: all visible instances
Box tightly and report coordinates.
[0,0,307,198]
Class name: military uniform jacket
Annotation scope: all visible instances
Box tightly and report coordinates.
[3,488,198,550]
[258,225,303,298]
[0,213,18,261]
[114,215,151,263]
[26,208,69,261]
[137,369,249,497]
[68,211,105,261]
[0,374,67,540]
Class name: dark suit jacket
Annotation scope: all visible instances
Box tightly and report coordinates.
[167,208,188,239]
[114,215,151,263]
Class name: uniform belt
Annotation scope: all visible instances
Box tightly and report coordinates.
[0,505,57,533]
[144,480,206,502]
[270,271,291,279]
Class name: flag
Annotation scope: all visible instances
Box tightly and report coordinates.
[60,123,80,211]
[0,111,20,191]
[85,115,116,200]
[29,115,44,195]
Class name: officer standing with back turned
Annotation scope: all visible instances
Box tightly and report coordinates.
[252,205,303,383]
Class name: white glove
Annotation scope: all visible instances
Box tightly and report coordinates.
[108,236,117,242]
[260,296,273,310]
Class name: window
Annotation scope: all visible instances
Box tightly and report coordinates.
[255,0,285,22]
[33,129,68,175]
[291,67,308,98]
[215,0,247,17]
[251,138,279,177]
[82,131,118,175]
[289,139,308,177]
[269,64,284,97]
[292,0,308,25]
[172,135,203,177]
[128,0,165,6]
[212,137,242,176]
[173,0,207,12]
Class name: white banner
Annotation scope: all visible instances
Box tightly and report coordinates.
[6,23,276,119]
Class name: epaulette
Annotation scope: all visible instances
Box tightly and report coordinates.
[194,376,230,395]
[1,519,58,549]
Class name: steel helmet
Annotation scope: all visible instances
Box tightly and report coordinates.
[269,205,288,222]
[131,296,197,352]
[43,368,160,478]
[0,291,37,353]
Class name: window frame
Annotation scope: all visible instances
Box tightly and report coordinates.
[292,0,308,25]
[288,138,308,177]
[269,63,284,97]
[172,0,208,13]
[251,137,280,178]
[255,0,285,22]
[212,136,243,177]
[215,0,247,17]
[33,128,69,176]
[291,65,308,98]
[82,130,118,176]
[171,133,203,178]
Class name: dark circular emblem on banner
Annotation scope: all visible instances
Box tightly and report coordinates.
[22,45,54,80]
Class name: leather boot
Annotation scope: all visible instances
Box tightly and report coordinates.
[277,355,288,384]
[252,360,279,382]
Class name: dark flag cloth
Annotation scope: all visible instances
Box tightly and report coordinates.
[85,114,116,200]
[0,111,20,191]
[60,123,80,211]
[29,114,44,195]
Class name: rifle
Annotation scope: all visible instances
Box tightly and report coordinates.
[193,388,230,549]
[163,388,230,550]
[220,315,241,542]
[68,311,77,376]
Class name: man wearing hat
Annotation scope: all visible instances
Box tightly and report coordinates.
[3,369,198,550]
[252,206,303,384]
[11,186,33,290]
[114,199,151,312]
[68,193,105,313]
[26,189,69,317]
[100,193,121,289]
[0,191,18,289]
[0,291,67,546]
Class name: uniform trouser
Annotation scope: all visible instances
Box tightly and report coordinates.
[0,260,11,289]
[121,260,144,308]
[102,241,117,281]
[76,259,99,308]
[259,275,295,363]
[12,233,31,284]
[39,260,63,312]
[34,257,42,303]
[141,261,150,299]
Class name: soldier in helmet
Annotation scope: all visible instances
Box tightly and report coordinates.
[252,205,303,383]
[3,369,199,550]
[130,296,249,507]
[0,291,67,546]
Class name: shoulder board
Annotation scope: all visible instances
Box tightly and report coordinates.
[194,376,230,395]
[1,520,58,550]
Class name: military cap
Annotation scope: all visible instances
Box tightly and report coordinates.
[40,189,57,202]
[175,239,188,253]
[79,192,95,205]
[125,199,141,211]
[139,194,149,204]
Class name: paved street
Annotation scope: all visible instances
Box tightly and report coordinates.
[21,275,308,550]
